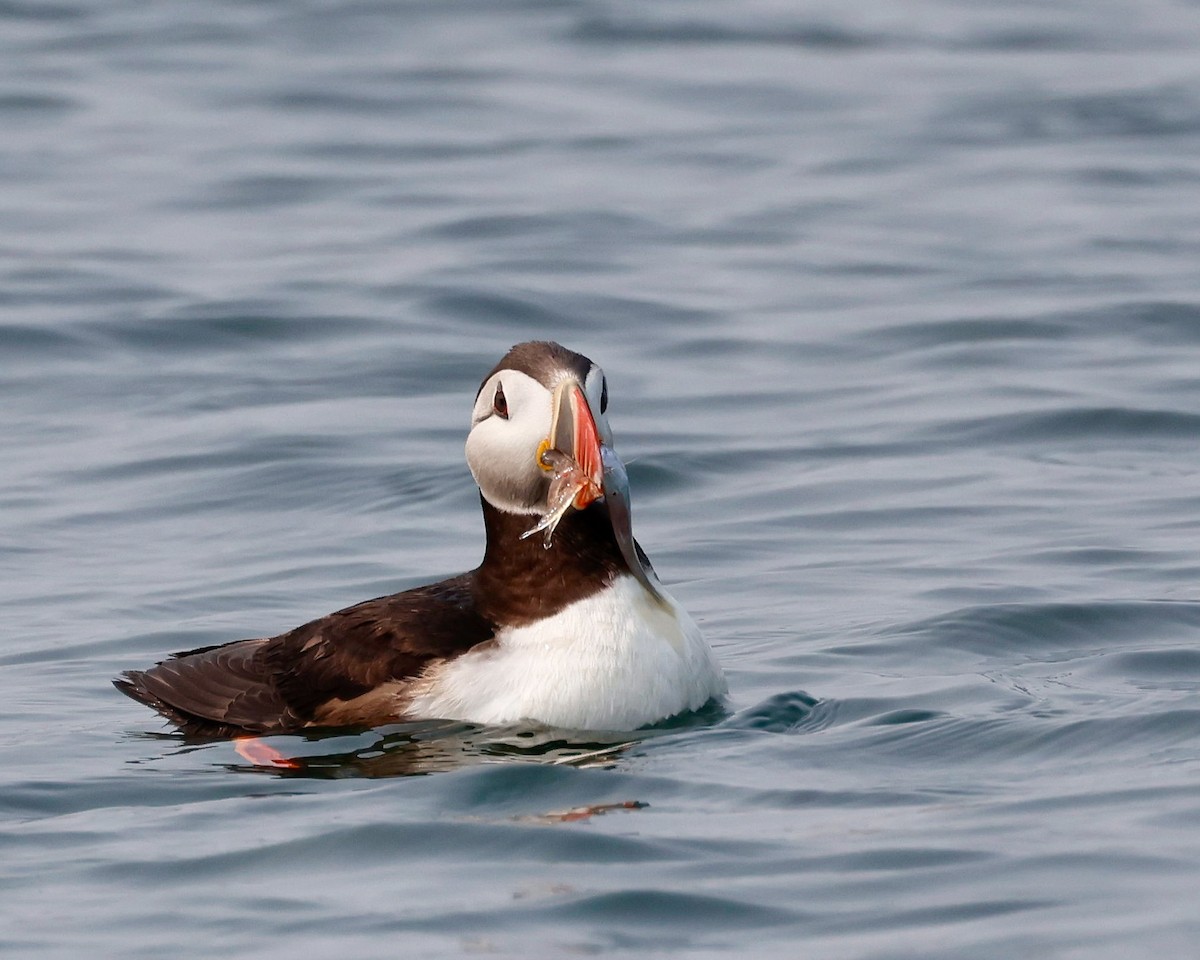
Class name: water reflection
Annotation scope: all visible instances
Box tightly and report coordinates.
[184,720,642,779]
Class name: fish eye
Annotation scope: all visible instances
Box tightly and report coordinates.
[600,377,608,414]
[492,383,509,419]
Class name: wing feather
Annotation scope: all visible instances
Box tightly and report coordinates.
[115,574,495,736]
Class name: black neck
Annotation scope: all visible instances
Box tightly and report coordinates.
[472,495,630,627]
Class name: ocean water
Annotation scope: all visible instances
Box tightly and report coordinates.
[3,1,1200,957]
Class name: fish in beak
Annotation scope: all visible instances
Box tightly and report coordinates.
[521,379,667,605]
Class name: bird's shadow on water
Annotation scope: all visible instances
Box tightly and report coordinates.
[130,700,734,780]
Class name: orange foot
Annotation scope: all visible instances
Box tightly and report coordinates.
[234,736,302,769]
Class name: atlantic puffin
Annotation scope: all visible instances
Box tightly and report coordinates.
[115,341,725,736]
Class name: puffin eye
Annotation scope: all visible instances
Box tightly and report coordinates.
[600,377,608,414]
[492,383,509,419]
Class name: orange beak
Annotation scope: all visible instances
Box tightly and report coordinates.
[547,380,604,507]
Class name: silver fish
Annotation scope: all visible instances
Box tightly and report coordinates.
[520,449,599,548]
[521,446,669,609]
[600,445,667,606]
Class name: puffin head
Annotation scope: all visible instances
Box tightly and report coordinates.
[466,341,610,516]
[466,341,665,602]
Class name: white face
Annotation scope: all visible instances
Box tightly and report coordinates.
[466,365,612,515]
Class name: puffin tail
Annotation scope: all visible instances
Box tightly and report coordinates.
[113,670,225,735]
[113,639,284,740]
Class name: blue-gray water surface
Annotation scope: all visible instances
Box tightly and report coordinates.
[3,1,1200,957]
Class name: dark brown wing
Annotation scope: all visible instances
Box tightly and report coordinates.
[114,638,293,737]
[115,574,494,737]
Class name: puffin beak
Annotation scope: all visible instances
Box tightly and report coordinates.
[546,379,667,604]
[547,380,604,508]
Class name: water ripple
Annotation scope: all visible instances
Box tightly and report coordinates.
[5,0,1200,956]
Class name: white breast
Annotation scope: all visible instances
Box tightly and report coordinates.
[402,575,726,730]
